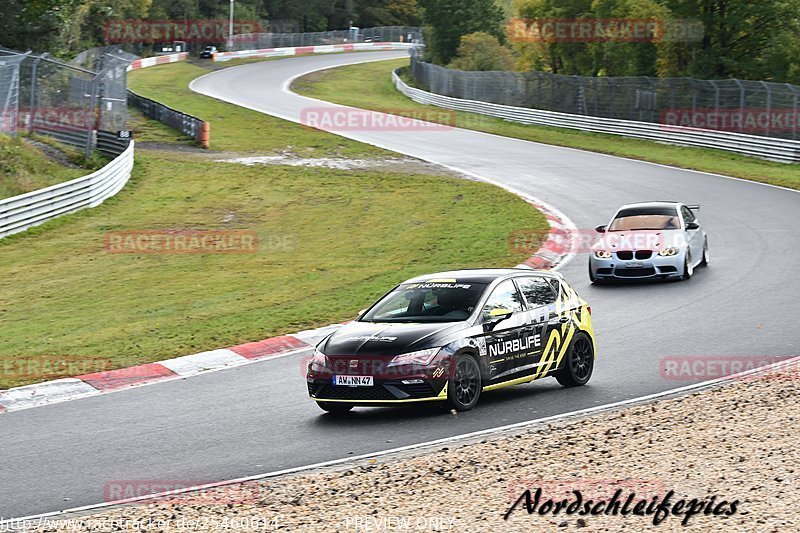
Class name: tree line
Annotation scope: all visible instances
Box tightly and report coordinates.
[422,0,800,84]
[0,0,421,56]
[3,0,798,83]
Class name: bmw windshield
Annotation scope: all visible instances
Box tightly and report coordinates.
[361,282,487,323]
[608,207,680,231]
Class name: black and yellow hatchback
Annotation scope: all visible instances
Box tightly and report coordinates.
[307,269,596,413]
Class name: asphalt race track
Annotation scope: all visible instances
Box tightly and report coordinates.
[1,51,798,518]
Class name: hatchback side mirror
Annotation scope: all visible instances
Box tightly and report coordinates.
[595,225,607,233]
[483,308,513,331]
[686,222,700,230]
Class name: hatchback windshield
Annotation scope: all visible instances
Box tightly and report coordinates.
[608,206,680,231]
[361,282,487,323]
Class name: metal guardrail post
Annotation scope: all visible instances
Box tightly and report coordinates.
[762,81,772,138]
[28,53,46,133]
[85,74,99,160]
[734,79,745,135]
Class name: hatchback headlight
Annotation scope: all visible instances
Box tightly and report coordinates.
[309,349,331,373]
[388,348,440,367]
[594,250,612,259]
[659,247,679,256]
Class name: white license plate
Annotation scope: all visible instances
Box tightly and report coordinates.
[628,262,645,268]
[333,375,373,387]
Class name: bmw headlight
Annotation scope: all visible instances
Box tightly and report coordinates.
[659,247,679,256]
[594,250,612,259]
[388,348,440,367]
[309,349,331,373]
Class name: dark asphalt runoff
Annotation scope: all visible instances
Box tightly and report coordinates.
[1,51,798,518]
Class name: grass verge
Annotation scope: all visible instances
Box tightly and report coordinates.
[0,135,101,200]
[292,59,800,191]
[128,61,388,156]
[0,60,547,388]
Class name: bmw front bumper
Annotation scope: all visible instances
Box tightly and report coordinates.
[590,251,685,280]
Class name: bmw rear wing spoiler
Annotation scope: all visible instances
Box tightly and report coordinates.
[687,204,700,210]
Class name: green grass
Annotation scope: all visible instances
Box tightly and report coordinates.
[0,135,98,200]
[126,108,198,147]
[292,59,800,191]
[128,62,388,157]
[0,61,547,388]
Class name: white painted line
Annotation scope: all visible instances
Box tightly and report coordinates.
[283,54,800,196]
[11,355,799,524]
[194,54,581,273]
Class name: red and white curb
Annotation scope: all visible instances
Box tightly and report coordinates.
[127,52,188,71]
[0,206,574,415]
[0,328,333,413]
[517,199,574,270]
[213,42,415,62]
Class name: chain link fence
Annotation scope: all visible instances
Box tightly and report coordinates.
[409,53,800,140]
[73,46,138,133]
[0,46,135,156]
[0,53,28,135]
[230,26,422,51]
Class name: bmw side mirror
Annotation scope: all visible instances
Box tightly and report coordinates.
[686,222,700,230]
[595,225,607,233]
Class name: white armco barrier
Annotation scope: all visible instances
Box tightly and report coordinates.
[0,141,135,239]
[391,70,800,164]
[213,42,414,62]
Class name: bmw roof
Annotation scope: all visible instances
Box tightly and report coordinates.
[618,201,682,209]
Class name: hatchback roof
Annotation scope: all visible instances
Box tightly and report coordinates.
[403,268,556,284]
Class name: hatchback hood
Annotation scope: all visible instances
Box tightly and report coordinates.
[320,321,466,357]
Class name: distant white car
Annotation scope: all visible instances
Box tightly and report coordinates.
[589,201,709,282]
